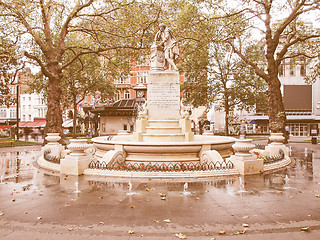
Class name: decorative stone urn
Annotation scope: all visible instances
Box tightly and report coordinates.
[45,133,61,145]
[269,133,285,144]
[60,139,92,176]
[232,139,256,156]
[67,139,90,156]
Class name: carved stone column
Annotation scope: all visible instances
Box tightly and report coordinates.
[60,139,93,175]
[228,139,263,175]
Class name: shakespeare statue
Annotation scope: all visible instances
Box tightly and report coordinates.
[150,24,179,71]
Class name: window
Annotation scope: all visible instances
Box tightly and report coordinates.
[137,72,147,84]
[114,73,130,84]
[123,124,127,131]
[22,105,25,110]
[28,114,31,121]
[0,109,6,118]
[28,105,31,110]
[10,109,16,118]
[124,91,130,99]
[115,91,120,101]
[289,59,295,76]
[29,96,31,101]
[23,115,26,121]
[101,123,106,132]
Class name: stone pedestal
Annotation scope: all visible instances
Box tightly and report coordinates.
[60,139,92,175]
[147,71,180,120]
[229,139,263,175]
[42,133,64,157]
[265,133,289,156]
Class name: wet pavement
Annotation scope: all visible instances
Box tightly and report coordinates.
[0,143,319,239]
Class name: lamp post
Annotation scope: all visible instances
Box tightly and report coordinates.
[16,84,19,140]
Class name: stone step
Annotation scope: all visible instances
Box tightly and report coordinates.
[145,126,182,134]
[148,119,180,128]
[143,133,185,142]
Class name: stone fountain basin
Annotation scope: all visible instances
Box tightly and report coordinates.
[92,135,236,164]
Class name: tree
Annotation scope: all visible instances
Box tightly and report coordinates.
[221,0,320,134]
[167,0,267,135]
[0,36,24,107]
[61,53,115,138]
[207,43,267,135]
[0,0,160,141]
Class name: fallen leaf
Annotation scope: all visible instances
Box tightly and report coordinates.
[236,230,246,235]
[174,233,187,239]
[242,215,249,219]
[68,228,73,231]
[99,221,104,225]
[146,188,150,192]
[276,213,281,217]
[315,194,320,198]
[161,197,166,200]
[300,227,310,231]
[218,230,226,235]
[164,219,171,223]
[37,216,42,220]
[98,196,103,199]
[130,205,135,208]
[127,230,135,234]
[12,198,15,202]
[154,219,159,223]
[308,215,312,217]
[0,212,4,216]
[243,223,249,227]
[195,197,200,200]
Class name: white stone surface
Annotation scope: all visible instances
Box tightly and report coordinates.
[147,71,180,120]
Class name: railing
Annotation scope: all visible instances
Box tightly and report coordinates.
[88,160,234,172]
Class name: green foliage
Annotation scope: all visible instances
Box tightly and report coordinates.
[0,36,24,107]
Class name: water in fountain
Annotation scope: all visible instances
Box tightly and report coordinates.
[237,177,247,193]
[0,176,3,184]
[126,181,138,195]
[304,148,308,158]
[181,182,192,196]
[73,182,82,194]
[289,146,292,156]
[283,174,292,189]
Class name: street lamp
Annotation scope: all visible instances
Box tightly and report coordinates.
[16,84,19,140]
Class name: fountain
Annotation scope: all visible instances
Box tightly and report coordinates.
[73,181,81,194]
[237,177,247,193]
[181,182,192,196]
[90,24,235,176]
[126,181,138,196]
[283,174,292,189]
[0,176,4,184]
[304,148,308,158]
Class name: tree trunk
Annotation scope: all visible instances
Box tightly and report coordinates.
[73,94,77,139]
[225,104,229,136]
[45,74,65,144]
[267,74,286,134]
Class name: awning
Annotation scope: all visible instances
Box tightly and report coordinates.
[0,125,13,129]
[18,120,46,128]
[63,119,73,128]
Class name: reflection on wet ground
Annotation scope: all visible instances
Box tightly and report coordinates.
[0,144,319,228]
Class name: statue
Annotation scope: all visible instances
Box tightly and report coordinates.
[150,24,179,71]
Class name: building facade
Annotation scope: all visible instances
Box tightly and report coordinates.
[242,59,320,137]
